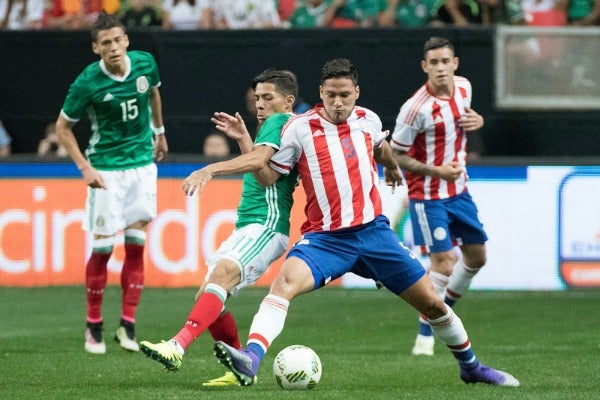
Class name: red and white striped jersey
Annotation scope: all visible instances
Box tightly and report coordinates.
[391,76,472,201]
[269,105,388,233]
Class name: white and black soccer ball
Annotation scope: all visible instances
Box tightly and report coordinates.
[273,345,322,390]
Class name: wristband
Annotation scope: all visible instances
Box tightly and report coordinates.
[152,125,165,135]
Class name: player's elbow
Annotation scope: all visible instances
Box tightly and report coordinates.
[247,155,270,171]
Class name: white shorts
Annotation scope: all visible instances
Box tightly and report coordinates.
[83,163,157,235]
[206,223,289,295]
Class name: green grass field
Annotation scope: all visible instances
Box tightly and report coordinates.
[0,286,597,399]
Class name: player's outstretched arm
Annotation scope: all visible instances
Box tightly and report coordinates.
[211,112,254,154]
[181,145,275,196]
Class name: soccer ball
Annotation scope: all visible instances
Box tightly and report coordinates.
[273,345,322,390]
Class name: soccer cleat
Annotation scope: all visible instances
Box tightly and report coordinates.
[202,371,258,387]
[460,363,520,387]
[139,340,183,371]
[213,341,259,386]
[84,322,106,354]
[411,334,435,356]
[114,321,139,352]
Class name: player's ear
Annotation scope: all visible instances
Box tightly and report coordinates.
[92,42,99,55]
[287,95,295,109]
[454,57,459,71]
[319,85,324,100]
[355,85,360,100]
[421,59,427,73]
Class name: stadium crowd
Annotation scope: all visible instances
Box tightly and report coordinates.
[0,0,598,31]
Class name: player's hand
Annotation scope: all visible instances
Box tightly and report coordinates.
[211,112,250,141]
[383,165,404,194]
[154,135,168,161]
[80,165,107,189]
[435,161,463,182]
[181,168,213,196]
[459,107,484,131]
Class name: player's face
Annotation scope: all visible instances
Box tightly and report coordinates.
[92,27,129,74]
[422,47,458,94]
[319,77,359,124]
[253,82,294,122]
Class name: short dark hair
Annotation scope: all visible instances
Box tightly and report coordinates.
[91,11,126,42]
[423,37,455,59]
[252,69,299,98]
[320,58,358,85]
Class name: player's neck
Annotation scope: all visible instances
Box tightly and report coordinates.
[427,82,453,99]
[106,63,127,77]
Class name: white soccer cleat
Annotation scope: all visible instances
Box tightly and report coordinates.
[85,327,106,354]
[411,334,435,356]
[115,326,140,352]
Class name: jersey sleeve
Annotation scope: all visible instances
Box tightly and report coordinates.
[60,74,91,122]
[268,117,302,176]
[390,100,420,152]
[254,113,290,149]
[146,52,161,88]
[459,77,472,108]
[365,109,388,147]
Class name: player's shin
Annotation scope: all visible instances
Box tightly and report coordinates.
[247,294,289,360]
[428,305,479,370]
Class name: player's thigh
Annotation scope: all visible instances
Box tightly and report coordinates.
[123,164,157,226]
[448,192,488,245]
[83,171,124,235]
[409,200,454,252]
[287,231,359,289]
[356,218,426,295]
[207,224,289,295]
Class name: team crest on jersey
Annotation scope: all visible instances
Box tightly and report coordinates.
[136,76,149,93]
[96,216,105,228]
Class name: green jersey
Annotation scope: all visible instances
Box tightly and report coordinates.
[289,0,332,28]
[235,113,298,236]
[396,0,438,26]
[61,50,160,170]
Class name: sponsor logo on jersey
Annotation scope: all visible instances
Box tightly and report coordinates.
[136,76,149,93]
[103,93,114,102]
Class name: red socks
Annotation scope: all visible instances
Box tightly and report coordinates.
[85,251,111,322]
[121,242,145,322]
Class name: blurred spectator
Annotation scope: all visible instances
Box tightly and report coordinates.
[277,0,297,21]
[492,0,526,24]
[437,0,499,26]
[568,0,600,24]
[334,0,389,27]
[288,0,345,28]
[0,0,44,29]
[202,131,231,158]
[38,122,68,158]
[379,0,442,27]
[212,0,281,29]
[0,119,11,157]
[293,97,312,113]
[522,0,568,25]
[121,0,162,28]
[161,0,213,29]
[43,0,110,30]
